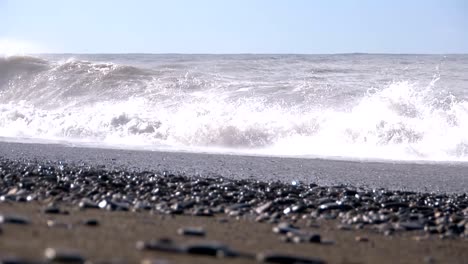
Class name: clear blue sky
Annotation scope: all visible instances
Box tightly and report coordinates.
[1,0,467,54]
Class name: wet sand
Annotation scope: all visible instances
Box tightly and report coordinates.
[1,202,467,264]
[1,141,468,193]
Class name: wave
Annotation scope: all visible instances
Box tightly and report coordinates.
[0,55,467,161]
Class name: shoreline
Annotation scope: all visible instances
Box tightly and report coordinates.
[1,141,468,193]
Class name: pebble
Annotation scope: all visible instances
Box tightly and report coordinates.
[318,203,353,212]
[136,239,183,253]
[82,219,99,226]
[255,202,273,214]
[0,214,30,225]
[424,256,436,264]
[355,236,369,242]
[0,256,36,264]
[398,221,425,231]
[47,220,72,229]
[177,227,205,237]
[185,241,238,257]
[44,248,85,263]
[273,222,301,235]
[43,203,67,214]
[78,198,99,209]
[257,252,325,264]
[292,233,321,244]
[140,259,170,264]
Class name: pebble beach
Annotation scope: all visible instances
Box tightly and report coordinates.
[1,142,467,264]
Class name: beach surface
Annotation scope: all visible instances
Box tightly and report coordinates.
[0,141,467,264]
[1,202,467,264]
[1,141,468,193]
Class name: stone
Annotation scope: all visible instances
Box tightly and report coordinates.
[355,236,369,242]
[78,198,99,209]
[47,220,72,229]
[398,221,424,231]
[177,227,205,237]
[292,233,321,244]
[0,214,30,225]
[44,248,85,263]
[273,222,301,235]
[255,202,273,214]
[83,219,99,226]
[140,259,170,264]
[185,242,238,257]
[257,252,325,264]
[0,256,36,264]
[318,203,353,212]
[136,239,182,253]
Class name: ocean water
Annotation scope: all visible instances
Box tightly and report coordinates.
[0,54,467,161]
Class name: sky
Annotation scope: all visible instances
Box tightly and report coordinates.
[1,0,467,54]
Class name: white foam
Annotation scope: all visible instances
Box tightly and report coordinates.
[1,55,468,162]
[0,78,467,161]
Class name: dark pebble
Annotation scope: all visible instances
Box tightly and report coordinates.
[82,219,99,226]
[398,221,425,231]
[0,256,37,264]
[185,241,239,257]
[273,222,301,235]
[177,227,205,237]
[136,238,183,253]
[257,252,325,264]
[44,248,85,263]
[43,204,66,214]
[0,214,30,225]
[292,233,321,244]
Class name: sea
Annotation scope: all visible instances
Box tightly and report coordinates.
[1,54,467,162]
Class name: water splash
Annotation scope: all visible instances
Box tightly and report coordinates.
[0,55,467,161]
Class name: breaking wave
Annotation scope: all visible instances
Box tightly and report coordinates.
[1,55,468,161]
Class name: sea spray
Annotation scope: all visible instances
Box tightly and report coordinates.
[0,54,467,161]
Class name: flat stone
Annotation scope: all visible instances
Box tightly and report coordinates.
[292,233,321,244]
[43,205,68,215]
[47,220,72,229]
[184,241,238,257]
[44,248,85,263]
[273,222,301,235]
[257,252,325,264]
[140,259,170,264]
[0,214,30,225]
[318,203,353,212]
[82,219,99,226]
[136,239,183,253]
[381,202,409,209]
[78,198,99,209]
[398,221,424,231]
[177,227,205,237]
[355,236,369,242]
[0,256,37,264]
[255,202,273,214]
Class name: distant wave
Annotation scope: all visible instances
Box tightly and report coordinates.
[1,54,467,161]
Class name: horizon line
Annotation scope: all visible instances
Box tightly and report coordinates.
[29,52,468,56]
